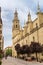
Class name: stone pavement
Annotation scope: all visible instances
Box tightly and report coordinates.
[2,56,43,65]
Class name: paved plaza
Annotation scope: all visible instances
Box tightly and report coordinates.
[2,57,43,65]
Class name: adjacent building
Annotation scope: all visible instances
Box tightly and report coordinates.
[0,7,4,50]
[12,4,43,57]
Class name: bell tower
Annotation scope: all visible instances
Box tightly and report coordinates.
[13,9,20,30]
[26,12,33,33]
[12,9,20,57]
[28,12,31,22]
[12,9,20,37]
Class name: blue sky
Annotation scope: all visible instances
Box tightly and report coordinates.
[0,0,43,48]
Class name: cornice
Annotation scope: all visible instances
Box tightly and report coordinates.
[13,23,43,44]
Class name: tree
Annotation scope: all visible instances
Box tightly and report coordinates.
[20,45,31,54]
[15,44,20,57]
[25,45,31,57]
[6,48,12,56]
[19,45,28,54]
[30,42,42,61]
[18,45,31,58]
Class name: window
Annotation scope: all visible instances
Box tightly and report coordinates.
[26,40,27,43]
[36,23,38,27]
[16,25,17,28]
[33,36,35,42]
[26,40,27,44]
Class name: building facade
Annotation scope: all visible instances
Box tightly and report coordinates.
[12,4,43,57]
[0,7,4,50]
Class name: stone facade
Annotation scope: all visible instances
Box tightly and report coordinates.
[0,7,4,50]
[12,4,43,57]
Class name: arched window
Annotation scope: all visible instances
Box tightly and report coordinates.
[26,40,27,43]
[26,40,27,44]
[16,25,17,28]
[36,23,38,27]
[33,36,35,42]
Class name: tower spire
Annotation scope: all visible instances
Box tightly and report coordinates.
[37,2,40,13]
[14,8,18,20]
[28,11,31,22]
[13,9,20,30]
[28,11,30,16]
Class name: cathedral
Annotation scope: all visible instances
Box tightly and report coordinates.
[12,4,43,57]
[0,7,4,50]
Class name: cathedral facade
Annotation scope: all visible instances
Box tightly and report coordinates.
[0,7,4,50]
[12,4,43,57]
